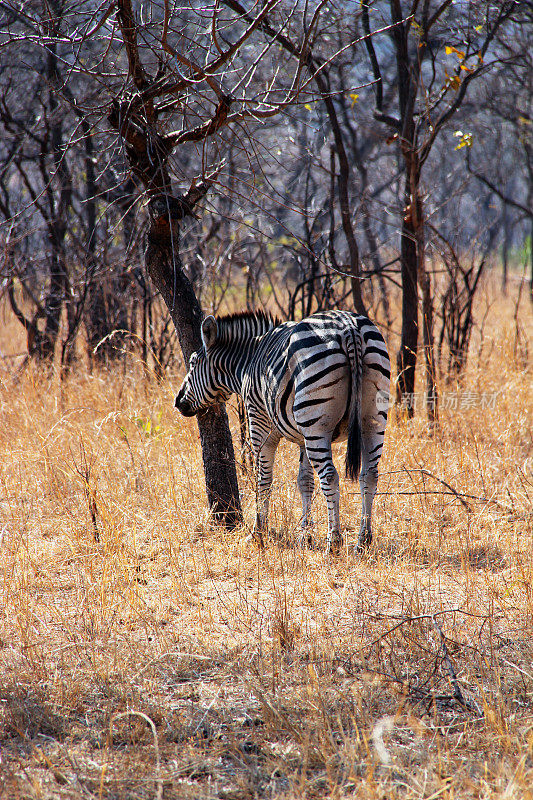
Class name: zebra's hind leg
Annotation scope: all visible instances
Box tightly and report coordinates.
[357,420,386,553]
[357,466,379,552]
[297,447,314,547]
[305,438,342,554]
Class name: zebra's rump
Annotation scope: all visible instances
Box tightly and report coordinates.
[246,310,377,444]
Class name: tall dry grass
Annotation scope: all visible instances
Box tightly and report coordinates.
[0,279,532,799]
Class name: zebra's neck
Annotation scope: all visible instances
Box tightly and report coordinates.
[214,310,279,343]
[211,311,280,394]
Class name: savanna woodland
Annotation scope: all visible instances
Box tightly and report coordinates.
[0,1,532,798]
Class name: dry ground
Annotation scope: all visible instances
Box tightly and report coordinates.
[0,283,532,799]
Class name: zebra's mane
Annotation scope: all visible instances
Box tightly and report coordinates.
[215,310,282,345]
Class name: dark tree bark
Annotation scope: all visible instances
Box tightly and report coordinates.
[396,152,436,423]
[396,171,419,411]
[41,44,72,362]
[146,195,242,528]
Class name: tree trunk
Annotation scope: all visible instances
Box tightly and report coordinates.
[501,199,510,292]
[146,196,242,529]
[415,194,438,426]
[526,191,533,303]
[396,169,437,423]
[42,45,71,363]
[395,171,419,415]
[107,89,243,527]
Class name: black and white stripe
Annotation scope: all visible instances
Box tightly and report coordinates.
[175,310,390,553]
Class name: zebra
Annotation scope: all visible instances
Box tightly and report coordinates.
[175,310,390,553]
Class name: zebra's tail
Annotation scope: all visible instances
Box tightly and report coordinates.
[344,324,363,481]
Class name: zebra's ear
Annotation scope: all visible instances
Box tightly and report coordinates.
[201,315,218,350]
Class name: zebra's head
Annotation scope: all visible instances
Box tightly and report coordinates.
[175,316,231,416]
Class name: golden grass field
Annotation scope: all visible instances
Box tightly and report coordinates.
[0,279,532,799]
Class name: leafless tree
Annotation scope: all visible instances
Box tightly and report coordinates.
[361,0,519,422]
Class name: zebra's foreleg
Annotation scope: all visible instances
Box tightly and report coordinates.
[253,434,279,548]
[297,447,315,546]
[305,439,342,554]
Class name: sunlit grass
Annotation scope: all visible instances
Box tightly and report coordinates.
[0,279,532,798]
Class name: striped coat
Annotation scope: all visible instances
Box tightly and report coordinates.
[176,310,390,553]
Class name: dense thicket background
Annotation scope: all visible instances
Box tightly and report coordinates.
[1,0,530,367]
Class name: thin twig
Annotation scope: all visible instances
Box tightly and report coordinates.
[109,711,163,800]
[366,608,496,651]
[379,468,515,513]
[431,615,480,714]
[131,650,215,683]
[411,467,472,511]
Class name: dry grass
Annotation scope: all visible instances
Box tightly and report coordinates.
[0,281,532,799]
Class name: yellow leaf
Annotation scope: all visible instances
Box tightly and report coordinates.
[304,104,312,111]
[454,131,473,150]
[445,69,462,91]
[350,93,359,108]
[445,45,466,59]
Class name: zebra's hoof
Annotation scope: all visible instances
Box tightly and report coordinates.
[297,531,313,549]
[252,531,266,549]
[356,531,372,554]
[326,535,344,556]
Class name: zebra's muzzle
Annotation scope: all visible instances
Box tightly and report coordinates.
[175,390,197,417]
[176,401,197,417]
